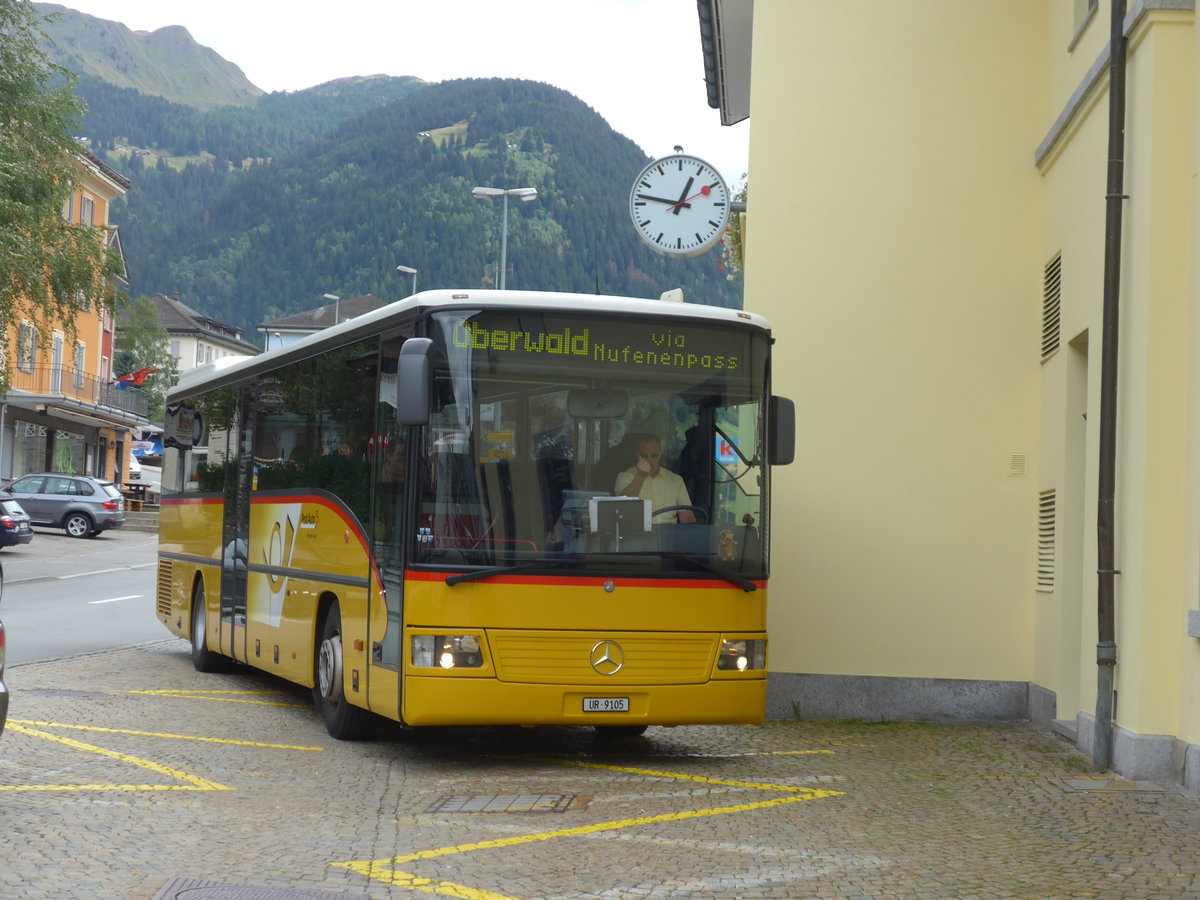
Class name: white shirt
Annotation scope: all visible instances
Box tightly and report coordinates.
[614,466,692,524]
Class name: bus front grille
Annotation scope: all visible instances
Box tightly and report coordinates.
[490,631,715,684]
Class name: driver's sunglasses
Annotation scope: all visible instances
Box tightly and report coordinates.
[639,452,662,459]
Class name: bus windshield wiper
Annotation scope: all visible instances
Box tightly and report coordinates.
[673,556,758,592]
[444,559,565,586]
[594,551,759,593]
[445,556,758,591]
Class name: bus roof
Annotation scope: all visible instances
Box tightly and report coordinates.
[169,289,773,402]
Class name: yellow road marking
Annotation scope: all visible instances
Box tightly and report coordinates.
[541,757,827,793]
[0,723,232,792]
[128,689,310,709]
[131,690,281,694]
[333,755,844,897]
[10,720,323,751]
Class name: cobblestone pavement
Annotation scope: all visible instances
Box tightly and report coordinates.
[4,636,1200,900]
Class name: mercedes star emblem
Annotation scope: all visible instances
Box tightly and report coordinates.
[590,640,624,676]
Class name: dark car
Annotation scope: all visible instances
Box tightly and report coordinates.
[0,496,33,549]
[2,473,125,538]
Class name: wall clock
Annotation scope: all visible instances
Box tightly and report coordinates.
[629,153,730,258]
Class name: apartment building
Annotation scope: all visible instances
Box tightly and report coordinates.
[0,150,148,484]
[143,293,260,375]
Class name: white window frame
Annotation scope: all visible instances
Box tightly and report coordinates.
[74,341,86,388]
[17,322,36,373]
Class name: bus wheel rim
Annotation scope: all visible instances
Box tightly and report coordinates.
[318,631,343,702]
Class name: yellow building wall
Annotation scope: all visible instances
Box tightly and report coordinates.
[1037,10,1195,741]
[745,0,1200,755]
[1035,20,1113,729]
[747,2,1046,682]
[1118,14,1193,739]
[1184,11,1200,749]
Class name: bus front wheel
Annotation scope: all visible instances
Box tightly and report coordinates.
[313,603,373,740]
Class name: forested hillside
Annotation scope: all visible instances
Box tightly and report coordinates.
[78,73,428,164]
[41,7,742,334]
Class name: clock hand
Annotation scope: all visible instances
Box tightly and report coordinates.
[671,177,695,215]
[636,193,689,207]
[668,184,714,211]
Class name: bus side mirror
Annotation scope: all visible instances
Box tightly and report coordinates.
[769,395,795,466]
[395,338,434,425]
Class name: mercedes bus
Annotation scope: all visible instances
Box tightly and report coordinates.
[155,290,794,738]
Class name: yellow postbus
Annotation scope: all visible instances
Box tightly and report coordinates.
[156,290,794,739]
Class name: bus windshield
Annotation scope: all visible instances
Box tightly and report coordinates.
[414,309,771,583]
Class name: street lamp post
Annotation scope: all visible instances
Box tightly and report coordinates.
[396,265,418,296]
[323,293,341,325]
[471,186,537,289]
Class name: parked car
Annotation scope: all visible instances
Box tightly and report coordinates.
[0,496,33,548]
[0,561,8,736]
[127,455,142,480]
[1,474,125,538]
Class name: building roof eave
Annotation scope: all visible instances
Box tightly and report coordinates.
[697,0,754,127]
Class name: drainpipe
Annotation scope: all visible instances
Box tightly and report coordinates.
[1093,0,1128,771]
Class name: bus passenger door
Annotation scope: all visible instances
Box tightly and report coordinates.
[368,334,411,718]
[219,387,252,661]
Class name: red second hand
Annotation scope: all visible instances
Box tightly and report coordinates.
[669,184,712,210]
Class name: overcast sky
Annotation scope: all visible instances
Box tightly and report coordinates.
[51,0,750,184]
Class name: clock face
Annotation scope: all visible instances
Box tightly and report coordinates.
[629,154,731,258]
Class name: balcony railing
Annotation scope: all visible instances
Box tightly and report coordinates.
[8,364,148,418]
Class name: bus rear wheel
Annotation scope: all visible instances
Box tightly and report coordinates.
[190,580,232,673]
[313,602,373,740]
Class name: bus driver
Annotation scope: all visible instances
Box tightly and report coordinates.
[614,434,697,524]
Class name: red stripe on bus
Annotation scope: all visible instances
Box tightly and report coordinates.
[404,570,764,590]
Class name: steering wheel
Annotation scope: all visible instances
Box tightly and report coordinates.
[651,505,708,523]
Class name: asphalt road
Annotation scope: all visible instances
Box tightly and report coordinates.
[1,527,162,665]
[4,530,1200,898]
[5,645,1200,899]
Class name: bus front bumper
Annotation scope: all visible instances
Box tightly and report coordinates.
[400,676,766,728]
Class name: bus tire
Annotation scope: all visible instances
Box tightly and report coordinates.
[313,602,373,740]
[190,579,232,674]
[594,725,648,738]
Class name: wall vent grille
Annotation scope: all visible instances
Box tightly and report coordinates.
[1043,255,1062,360]
[1009,452,1027,477]
[1037,489,1056,593]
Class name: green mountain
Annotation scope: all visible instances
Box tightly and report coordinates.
[39,7,743,335]
[35,3,262,110]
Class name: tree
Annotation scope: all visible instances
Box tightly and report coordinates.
[0,0,124,390]
[114,296,178,423]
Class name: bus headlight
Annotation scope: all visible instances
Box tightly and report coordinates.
[411,634,484,668]
[718,638,766,671]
